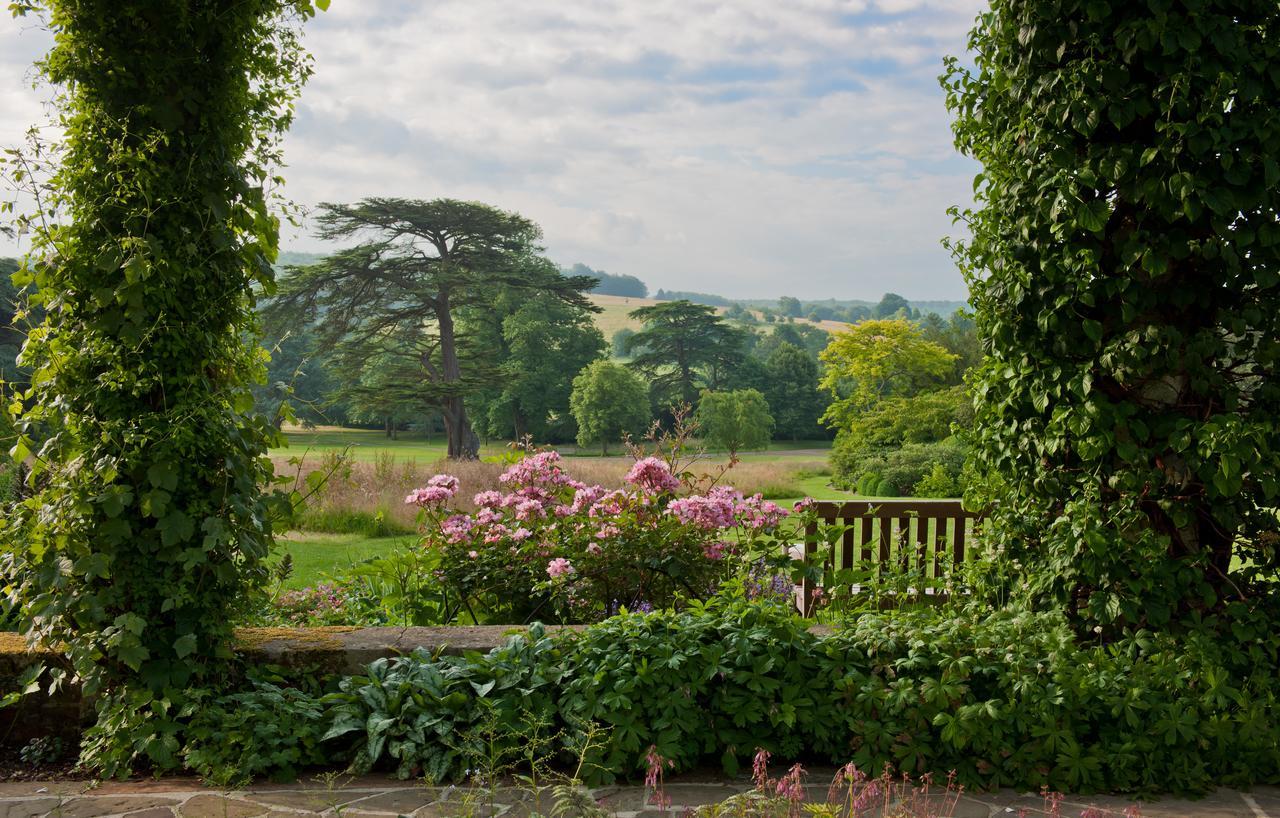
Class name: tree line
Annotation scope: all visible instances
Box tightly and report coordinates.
[247,199,979,470]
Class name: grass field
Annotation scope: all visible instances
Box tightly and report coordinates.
[585,293,848,351]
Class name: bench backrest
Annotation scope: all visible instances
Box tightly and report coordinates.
[792,500,984,614]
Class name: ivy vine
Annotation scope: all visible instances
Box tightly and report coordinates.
[944,0,1280,632]
[1,0,323,775]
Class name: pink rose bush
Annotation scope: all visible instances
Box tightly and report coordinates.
[403,450,795,622]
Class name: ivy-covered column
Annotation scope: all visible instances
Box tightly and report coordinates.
[3,0,319,774]
[945,1,1280,632]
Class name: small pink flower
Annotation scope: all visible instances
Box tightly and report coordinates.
[468,550,479,559]
[511,527,533,541]
[625,457,682,494]
[405,485,454,507]
[546,557,575,578]
[427,474,460,492]
[515,499,545,521]
[473,490,504,508]
[587,543,603,555]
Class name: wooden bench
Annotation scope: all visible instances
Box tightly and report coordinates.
[790,500,984,615]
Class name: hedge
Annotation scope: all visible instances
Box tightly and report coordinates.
[186,598,1280,795]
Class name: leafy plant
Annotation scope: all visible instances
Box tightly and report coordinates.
[943,0,1280,630]
[322,624,567,782]
[0,0,322,775]
[183,681,329,783]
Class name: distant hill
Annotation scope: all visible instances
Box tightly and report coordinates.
[653,289,734,307]
[276,250,323,267]
[276,249,966,317]
[562,262,647,298]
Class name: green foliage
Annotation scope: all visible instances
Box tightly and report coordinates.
[762,343,825,441]
[842,385,972,453]
[872,477,896,498]
[1,0,319,776]
[856,472,881,497]
[266,199,598,460]
[611,327,636,358]
[289,599,1280,794]
[470,293,606,443]
[183,681,329,783]
[872,292,912,319]
[832,440,967,497]
[563,262,647,299]
[944,0,1280,629]
[323,625,566,782]
[912,463,959,499]
[818,319,958,432]
[570,360,651,455]
[626,300,747,408]
[697,389,774,454]
[559,599,818,780]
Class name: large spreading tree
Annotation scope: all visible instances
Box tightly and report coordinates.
[946,0,1280,631]
[625,300,746,409]
[266,199,597,459]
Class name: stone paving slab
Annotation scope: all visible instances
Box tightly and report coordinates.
[0,776,1273,817]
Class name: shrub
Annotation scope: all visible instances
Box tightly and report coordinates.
[912,463,958,498]
[559,598,819,779]
[199,599,1280,794]
[404,451,793,623]
[855,472,881,497]
[872,477,897,498]
[833,439,967,496]
[322,625,566,782]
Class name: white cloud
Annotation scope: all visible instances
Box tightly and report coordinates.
[1,0,983,300]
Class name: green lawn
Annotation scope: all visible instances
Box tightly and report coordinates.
[274,427,506,463]
[272,531,417,589]
[275,426,832,464]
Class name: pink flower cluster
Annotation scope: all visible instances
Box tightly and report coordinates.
[625,457,682,494]
[405,474,461,508]
[498,450,580,490]
[666,486,788,531]
[546,557,575,578]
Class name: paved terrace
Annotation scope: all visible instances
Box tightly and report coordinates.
[0,774,1275,818]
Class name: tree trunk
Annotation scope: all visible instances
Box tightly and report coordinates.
[435,293,480,460]
[442,398,479,459]
[384,416,392,438]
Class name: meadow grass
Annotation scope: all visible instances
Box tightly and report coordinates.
[270,426,858,584]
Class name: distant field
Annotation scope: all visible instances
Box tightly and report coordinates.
[275,427,506,463]
[274,426,833,464]
[586,293,847,349]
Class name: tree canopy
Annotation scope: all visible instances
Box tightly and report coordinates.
[265,198,597,459]
[625,300,745,409]
[570,360,651,455]
[763,342,825,441]
[697,389,774,455]
[818,318,957,430]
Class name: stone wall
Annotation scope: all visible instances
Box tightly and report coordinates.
[0,625,586,745]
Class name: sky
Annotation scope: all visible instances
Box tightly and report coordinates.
[0,0,985,301]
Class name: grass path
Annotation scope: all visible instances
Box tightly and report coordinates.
[273,531,417,589]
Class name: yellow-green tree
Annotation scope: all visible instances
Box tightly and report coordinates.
[818,319,957,430]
